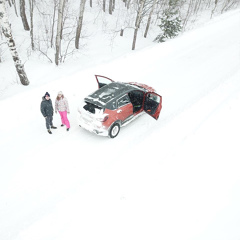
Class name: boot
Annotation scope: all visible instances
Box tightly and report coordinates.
[67,128,70,131]
[51,126,57,129]
[48,129,52,134]
[61,124,64,127]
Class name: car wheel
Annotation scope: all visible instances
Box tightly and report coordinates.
[109,123,120,138]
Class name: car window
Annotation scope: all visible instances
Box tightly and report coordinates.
[146,93,160,103]
[117,95,131,108]
[112,100,117,110]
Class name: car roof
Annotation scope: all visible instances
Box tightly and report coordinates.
[85,82,142,108]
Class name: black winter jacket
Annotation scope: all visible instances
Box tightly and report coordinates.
[41,97,54,117]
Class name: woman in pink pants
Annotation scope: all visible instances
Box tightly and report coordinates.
[55,91,70,131]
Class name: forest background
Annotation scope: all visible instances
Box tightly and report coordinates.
[0,0,240,90]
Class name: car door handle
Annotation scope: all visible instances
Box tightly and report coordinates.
[117,110,122,113]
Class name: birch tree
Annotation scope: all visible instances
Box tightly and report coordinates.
[0,0,30,85]
[50,0,58,48]
[20,0,30,30]
[55,0,65,65]
[29,0,34,50]
[75,0,86,49]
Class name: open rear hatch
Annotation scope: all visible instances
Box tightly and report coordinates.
[80,101,109,123]
[83,102,102,114]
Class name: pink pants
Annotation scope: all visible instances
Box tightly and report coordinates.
[59,111,70,128]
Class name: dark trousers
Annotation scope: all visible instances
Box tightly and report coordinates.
[45,116,53,129]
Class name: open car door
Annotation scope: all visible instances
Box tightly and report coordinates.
[143,92,162,120]
[95,75,114,88]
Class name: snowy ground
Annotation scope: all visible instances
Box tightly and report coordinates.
[1,9,240,240]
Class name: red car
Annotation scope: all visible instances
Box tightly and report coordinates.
[77,75,162,138]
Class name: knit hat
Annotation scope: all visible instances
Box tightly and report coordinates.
[58,91,63,95]
[44,92,50,97]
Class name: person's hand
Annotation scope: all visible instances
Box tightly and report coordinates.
[55,111,57,114]
[68,112,70,114]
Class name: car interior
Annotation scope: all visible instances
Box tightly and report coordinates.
[143,94,159,115]
[84,102,102,114]
[128,90,144,113]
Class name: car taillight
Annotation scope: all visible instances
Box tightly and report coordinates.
[97,115,109,122]
[102,116,109,122]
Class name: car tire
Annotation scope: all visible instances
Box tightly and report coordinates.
[109,122,120,138]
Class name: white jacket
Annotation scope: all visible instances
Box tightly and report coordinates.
[55,97,70,112]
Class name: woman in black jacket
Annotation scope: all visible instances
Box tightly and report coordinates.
[41,92,57,134]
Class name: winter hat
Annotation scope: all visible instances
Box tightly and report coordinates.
[58,91,63,95]
[44,92,50,97]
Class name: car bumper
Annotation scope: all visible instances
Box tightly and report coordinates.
[78,114,109,137]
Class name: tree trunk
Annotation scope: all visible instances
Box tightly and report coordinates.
[127,0,131,9]
[194,0,202,14]
[51,0,57,48]
[75,0,86,49]
[144,0,157,38]
[112,0,115,11]
[211,0,218,18]
[20,0,30,30]
[12,0,18,16]
[103,0,106,12]
[28,0,34,50]
[109,0,113,14]
[132,0,146,50]
[182,0,193,30]
[120,27,124,36]
[0,0,30,85]
[132,28,138,50]
[55,0,65,65]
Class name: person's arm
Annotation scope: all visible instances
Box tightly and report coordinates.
[55,99,58,113]
[65,98,70,113]
[40,102,46,117]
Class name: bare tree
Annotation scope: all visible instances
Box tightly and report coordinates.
[182,0,193,30]
[144,0,157,38]
[109,0,113,14]
[50,0,58,48]
[0,0,30,85]
[55,0,65,65]
[127,0,131,9]
[132,0,146,50]
[193,0,202,14]
[221,0,238,13]
[113,0,115,11]
[103,0,106,12]
[75,0,86,49]
[210,0,218,18]
[20,0,30,30]
[29,0,34,50]
[12,0,18,16]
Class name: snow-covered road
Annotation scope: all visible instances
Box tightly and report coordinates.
[1,9,240,240]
